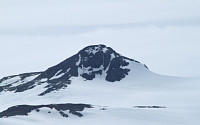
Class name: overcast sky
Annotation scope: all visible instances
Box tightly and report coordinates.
[0,0,200,78]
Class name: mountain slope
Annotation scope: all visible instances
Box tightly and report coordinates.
[0,44,148,96]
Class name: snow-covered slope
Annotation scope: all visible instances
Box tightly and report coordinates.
[0,44,200,125]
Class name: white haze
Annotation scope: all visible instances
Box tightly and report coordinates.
[0,0,200,78]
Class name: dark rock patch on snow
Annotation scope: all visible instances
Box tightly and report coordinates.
[134,106,166,108]
[0,103,93,118]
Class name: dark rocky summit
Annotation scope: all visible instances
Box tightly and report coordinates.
[0,44,148,96]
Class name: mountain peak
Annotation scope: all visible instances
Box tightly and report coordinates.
[76,44,120,69]
[75,44,149,81]
[79,44,109,54]
[78,44,117,56]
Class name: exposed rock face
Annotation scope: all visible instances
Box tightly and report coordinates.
[0,72,41,93]
[0,44,148,96]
